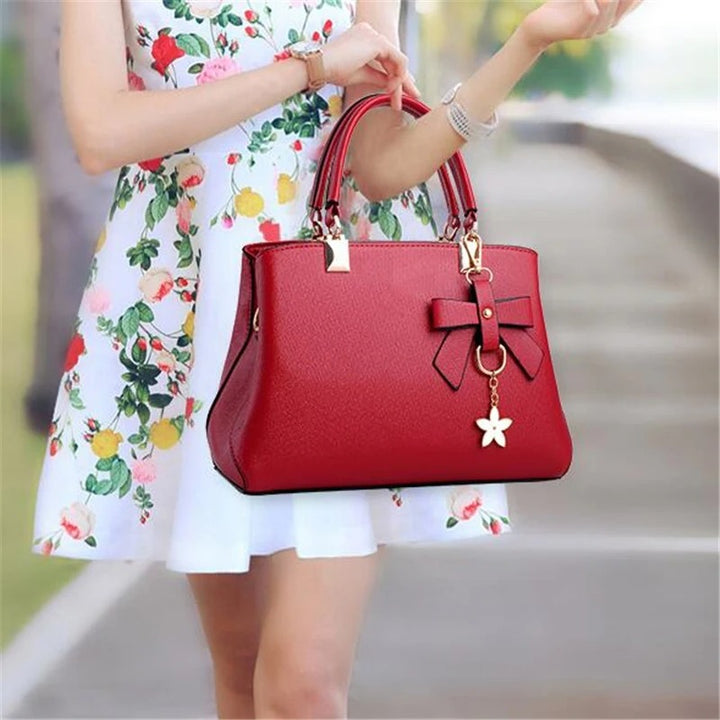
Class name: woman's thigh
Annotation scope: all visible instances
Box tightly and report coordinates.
[253,546,386,705]
[186,566,268,689]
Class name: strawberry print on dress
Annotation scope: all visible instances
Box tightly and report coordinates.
[31,0,511,573]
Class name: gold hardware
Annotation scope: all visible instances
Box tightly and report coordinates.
[252,307,260,332]
[459,229,482,273]
[475,343,507,376]
[459,229,494,283]
[474,342,512,447]
[482,307,493,319]
[463,265,493,285]
[324,214,350,272]
[437,216,460,242]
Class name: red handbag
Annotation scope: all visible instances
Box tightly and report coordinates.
[206,93,573,495]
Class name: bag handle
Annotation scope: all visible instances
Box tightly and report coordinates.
[309,98,461,240]
[309,92,478,239]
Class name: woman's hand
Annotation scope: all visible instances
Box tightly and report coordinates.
[520,0,645,51]
[322,20,420,110]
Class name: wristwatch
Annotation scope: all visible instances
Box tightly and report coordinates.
[288,40,326,92]
[441,82,499,141]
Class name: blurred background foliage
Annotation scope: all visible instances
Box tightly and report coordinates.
[0,35,30,158]
[416,0,614,100]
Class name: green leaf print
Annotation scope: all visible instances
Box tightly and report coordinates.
[126,237,159,271]
[175,33,210,58]
[69,387,85,410]
[378,206,401,240]
[121,307,140,339]
[119,475,133,499]
[150,192,170,226]
[110,457,130,492]
[148,393,173,409]
[95,479,114,495]
[110,167,132,221]
[136,302,154,322]
[446,517,459,528]
[84,536,97,547]
[131,337,147,364]
[136,384,149,403]
[119,348,136,371]
[173,237,195,268]
[137,365,161,385]
[299,123,316,138]
[137,403,151,425]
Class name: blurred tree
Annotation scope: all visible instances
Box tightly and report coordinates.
[0,36,31,158]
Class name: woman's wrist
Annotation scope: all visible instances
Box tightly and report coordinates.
[513,18,552,56]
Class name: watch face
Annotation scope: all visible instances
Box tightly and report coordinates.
[289,40,322,56]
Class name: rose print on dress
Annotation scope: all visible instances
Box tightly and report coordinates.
[446,487,510,533]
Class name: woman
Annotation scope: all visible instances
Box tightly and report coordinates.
[33,0,642,717]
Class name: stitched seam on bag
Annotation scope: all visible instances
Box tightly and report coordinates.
[247,242,538,259]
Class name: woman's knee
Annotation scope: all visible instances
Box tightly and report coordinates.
[253,638,349,717]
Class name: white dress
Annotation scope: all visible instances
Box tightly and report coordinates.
[31,0,511,573]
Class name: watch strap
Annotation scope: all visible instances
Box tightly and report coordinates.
[304,50,326,92]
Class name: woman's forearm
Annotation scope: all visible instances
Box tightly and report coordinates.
[73,58,310,175]
[348,23,547,203]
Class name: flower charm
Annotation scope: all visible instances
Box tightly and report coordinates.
[475,406,513,447]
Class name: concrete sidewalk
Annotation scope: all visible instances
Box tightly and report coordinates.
[6,140,718,719]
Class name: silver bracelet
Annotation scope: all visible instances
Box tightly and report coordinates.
[441,82,499,141]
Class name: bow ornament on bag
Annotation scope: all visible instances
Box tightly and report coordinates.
[429,272,545,392]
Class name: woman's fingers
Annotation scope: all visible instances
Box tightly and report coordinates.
[585,0,618,36]
[347,64,393,88]
[612,0,643,26]
[401,75,421,99]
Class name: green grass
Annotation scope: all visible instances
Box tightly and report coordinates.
[1,162,86,649]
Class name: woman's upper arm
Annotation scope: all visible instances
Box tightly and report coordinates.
[59,0,128,170]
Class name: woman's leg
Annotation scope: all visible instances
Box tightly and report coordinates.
[252,546,386,719]
[186,561,270,719]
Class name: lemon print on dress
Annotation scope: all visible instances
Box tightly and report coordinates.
[95,227,107,252]
[149,418,180,450]
[276,173,296,204]
[234,187,264,217]
[327,94,343,117]
[91,429,123,459]
[182,310,195,339]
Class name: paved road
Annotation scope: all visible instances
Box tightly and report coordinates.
[9,140,719,718]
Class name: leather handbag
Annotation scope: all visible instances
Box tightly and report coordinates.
[206,92,573,495]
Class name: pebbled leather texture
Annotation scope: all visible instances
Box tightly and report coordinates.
[205,93,573,494]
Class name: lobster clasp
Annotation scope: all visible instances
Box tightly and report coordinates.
[459,229,482,274]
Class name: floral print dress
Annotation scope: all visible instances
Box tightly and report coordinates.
[31,0,511,573]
